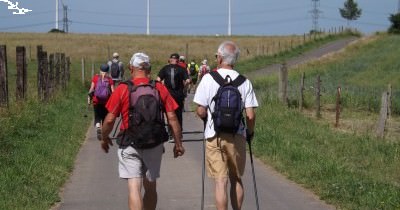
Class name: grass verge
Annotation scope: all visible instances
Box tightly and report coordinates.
[0,80,91,210]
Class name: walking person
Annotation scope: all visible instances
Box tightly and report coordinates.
[187,59,199,94]
[88,64,114,140]
[193,41,258,210]
[107,52,124,86]
[100,52,185,210]
[157,53,190,138]
[198,59,211,81]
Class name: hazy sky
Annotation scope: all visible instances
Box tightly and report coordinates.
[0,0,398,35]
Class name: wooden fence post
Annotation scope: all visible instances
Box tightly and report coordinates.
[16,46,27,101]
[66,57,71,82]
[42,52,49,101]
[37,45,43,100]
[376,91,389,138]
[185,43,189,62]
[315,75,321,118]
[91,61,95,78]
[279,63,288,106]
[48,54,55,98]
[299,72,305,111]
[81,57,85,85]
[60,53,66,90]
[55,53,61,89]
[387,84,392,119]
[335,86,341,127]
[0,45,8,107]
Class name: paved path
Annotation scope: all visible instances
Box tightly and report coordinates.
[56,38,358,210]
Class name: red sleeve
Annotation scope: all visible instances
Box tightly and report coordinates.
[156,82,178,112]
[92,75,98,84]
[105,84,127,116]
[109,77,114,86]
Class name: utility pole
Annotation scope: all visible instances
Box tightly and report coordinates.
[398,0,400,13]
[228,0,231,36]
[147,0,150,35]
[63,5,69,33]
[55,0,59,29]
[310,0,322,32]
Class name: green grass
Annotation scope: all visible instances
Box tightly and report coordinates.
[0,79,91,210]
[251,34,400,209]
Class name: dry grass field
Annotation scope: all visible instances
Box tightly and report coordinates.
[0,32,312,70]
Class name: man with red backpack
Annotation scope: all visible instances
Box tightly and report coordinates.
[100,52,185,210]
[88,64,115,140]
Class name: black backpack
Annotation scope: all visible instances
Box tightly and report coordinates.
[117,80,168,149]
[210,71,246,134]
[110,61,120,79]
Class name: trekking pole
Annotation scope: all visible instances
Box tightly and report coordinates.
[201,118,206,210]
[112,115,122,138]
[248,140,260,210]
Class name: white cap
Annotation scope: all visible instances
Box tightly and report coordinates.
[112,52,119,58]
[179,55,185,60]
[130,52,150,68]
[202,59,207,64]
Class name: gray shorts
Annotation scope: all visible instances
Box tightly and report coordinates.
[117,144,164,181]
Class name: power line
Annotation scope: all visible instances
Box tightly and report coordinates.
[0,22,55,30]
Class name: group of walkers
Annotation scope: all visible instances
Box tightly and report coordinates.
[87,41,258,210]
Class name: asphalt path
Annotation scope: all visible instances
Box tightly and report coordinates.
[56,38,357,210]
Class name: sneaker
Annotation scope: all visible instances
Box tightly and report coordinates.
[96,127,102,141]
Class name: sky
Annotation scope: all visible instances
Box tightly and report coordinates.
[0,0,398,36]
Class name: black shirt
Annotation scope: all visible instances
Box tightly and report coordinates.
[158,64,188,100]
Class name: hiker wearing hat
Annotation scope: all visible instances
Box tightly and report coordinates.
[194,41,258,210]
[157,53,190,140]
[100,52,185,210]
[178,55,187,69]
[107,52,124,85]
[88,64,115,140]
[198,59,211,81]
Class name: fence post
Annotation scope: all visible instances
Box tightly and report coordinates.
[91,61,95,78]
[66,57,71,82]
[0,45,8,107]
[48,54,55,98]
[60,53,66,90]
[42,52,49,101]
[376,91,389,138]
[335,86,341,127]
[387,84,392,119]
[81,57,85,85]
[279,63,288,106]
[299,72,305,111]
[55,53,61,89]
[37,45,43,100]
[315,75,321,118]
[16,46,27,101]
[185,43,189,62]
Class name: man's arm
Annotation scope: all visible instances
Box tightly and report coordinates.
[166,111,185,158]
[196,105,207,120]
[245,107,256,134]
[101,112,117,153]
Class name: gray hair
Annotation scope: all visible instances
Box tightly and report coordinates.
[217,41,240,66]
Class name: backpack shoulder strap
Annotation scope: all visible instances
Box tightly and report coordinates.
[120,80,134,92]
[231,75,246,87]
[209,71,225,86]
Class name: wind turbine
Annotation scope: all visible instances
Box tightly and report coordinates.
[147,0,150,35]
[228,0,231,36]
[55,0,59,29]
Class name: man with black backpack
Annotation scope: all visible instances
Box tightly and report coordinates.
[187,60,199,94]
[193,41,258,210]
[157,53,190,137]
[100,52,185,210]
[107,52,124,85]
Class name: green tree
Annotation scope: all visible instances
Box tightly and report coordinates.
[339,0,362,27]
[388,13,400,34]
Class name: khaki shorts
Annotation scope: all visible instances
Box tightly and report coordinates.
[206,133,246,178]
[118,144,164,181]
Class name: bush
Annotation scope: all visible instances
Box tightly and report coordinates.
[388,13,400,34]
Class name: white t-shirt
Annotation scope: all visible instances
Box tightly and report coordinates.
[193,68,259,139]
